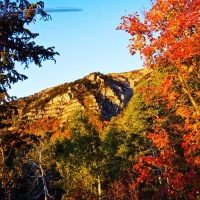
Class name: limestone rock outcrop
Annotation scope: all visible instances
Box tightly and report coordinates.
[14,68,151,122]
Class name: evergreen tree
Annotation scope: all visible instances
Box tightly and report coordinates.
[0,0,59,99]
[0,0,59,198]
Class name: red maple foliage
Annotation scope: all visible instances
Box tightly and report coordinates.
[118,0,200,198]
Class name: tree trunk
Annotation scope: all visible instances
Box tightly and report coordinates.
[38,147,48,200]
[97,175,101,199]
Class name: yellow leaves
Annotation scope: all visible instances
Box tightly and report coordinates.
[176,106,192,119]
[184,29,190,36]
[179,64,195,74]
[189,66,195,73]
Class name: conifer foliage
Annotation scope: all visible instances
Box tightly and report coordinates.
[0,0,59,99]
[0,0,59,199]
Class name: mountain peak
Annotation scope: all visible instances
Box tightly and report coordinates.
[14,68,151,125]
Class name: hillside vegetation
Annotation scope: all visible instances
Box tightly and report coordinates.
[1,0,200,199]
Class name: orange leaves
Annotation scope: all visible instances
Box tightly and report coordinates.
[194,156,200,168]
[119,0,200,198]
[132,125,200,198]
[176,106,193,119]
[106,171,138,199]
[117,12,151,57]
[118,0,200,72]
[23,118,70,139]
[147,131,169,150]
[196,90,200,97]
[182,127,200,168]
[132,157,153,185]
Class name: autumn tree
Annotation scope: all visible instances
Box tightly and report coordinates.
[55,109,105,199]
[102,70,167,198]
[118,0,200,198]
[118,0,200,116]
[106,171,138,200]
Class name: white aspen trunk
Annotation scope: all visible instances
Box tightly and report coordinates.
[97,175,101,199]
[38,147,48,200]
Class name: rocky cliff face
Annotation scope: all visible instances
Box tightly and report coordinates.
[14,68,151,122]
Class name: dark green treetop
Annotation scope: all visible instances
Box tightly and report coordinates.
[0,0,59,100]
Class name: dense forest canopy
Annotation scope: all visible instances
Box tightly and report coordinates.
[0,0,200,199]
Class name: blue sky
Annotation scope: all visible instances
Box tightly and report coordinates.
[9,0,151,98]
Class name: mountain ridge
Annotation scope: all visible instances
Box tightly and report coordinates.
[13,68,151,124]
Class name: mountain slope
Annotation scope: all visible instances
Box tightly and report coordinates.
[13,68,151,124]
